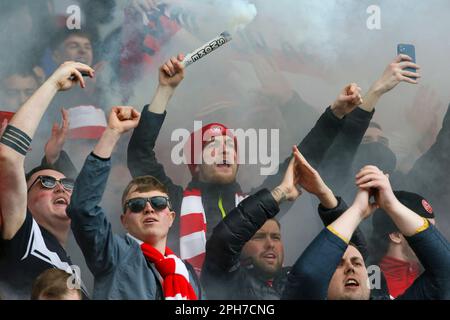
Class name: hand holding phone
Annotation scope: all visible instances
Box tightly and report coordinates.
[397,44,417,79]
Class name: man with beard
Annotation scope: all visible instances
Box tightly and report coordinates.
[282,165,450,300]
[201,146,303,300]
[201,146,367,299]
[127,53,365,273]
[0,61,94,299]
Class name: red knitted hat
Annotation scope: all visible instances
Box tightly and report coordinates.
[184,123,238,176]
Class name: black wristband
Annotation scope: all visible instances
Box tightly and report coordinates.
[0,125,32,156]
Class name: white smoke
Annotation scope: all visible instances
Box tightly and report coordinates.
[165,0,257,37]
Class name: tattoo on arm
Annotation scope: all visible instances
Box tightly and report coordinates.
[271,186,287,204]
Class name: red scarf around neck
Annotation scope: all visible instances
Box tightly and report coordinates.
[380,255,420,298]
[140,243,198,300]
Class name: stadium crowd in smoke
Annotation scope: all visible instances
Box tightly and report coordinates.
[0,0,449,301]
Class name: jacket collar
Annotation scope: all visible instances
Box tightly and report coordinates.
[126,233,143,245]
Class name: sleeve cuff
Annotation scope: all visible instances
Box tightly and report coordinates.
[142,106,167,119]
[319,196,344,213]
[351,106,375,121]
[327,225,350,244]
[325,106,343,122]
[239,188,280,220]
[414,217,430,235]
[90,152,110,161]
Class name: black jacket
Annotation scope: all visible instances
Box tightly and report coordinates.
[282,223,450,300]
[317,197,369,260]
[201,191,370,300]
[396,104,450,232]
[200,189,286,300]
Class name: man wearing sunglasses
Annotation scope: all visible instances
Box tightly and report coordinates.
[0,61,94,299]
[67,105,202,300]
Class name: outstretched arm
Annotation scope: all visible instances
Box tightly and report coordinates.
[69,106,140,275]
[0,61,94,239]
[41,108,78,179]
[318,55,421,192]
[127,54,185,178]
[127,55,187,226]
[282,186,376,300]
[360,54,420,113]
[147,53,185,114]
[292,146,369,257]
[356,165,450,299]
[257,83,363,195]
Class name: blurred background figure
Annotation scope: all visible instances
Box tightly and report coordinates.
[31,268,82,300]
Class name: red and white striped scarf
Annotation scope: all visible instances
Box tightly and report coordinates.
[140,243,197,300]
[179,188,246,275]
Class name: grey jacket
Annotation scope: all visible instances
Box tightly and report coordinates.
[67,153,202,300]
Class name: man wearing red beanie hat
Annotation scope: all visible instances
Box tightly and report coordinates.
[128,53,367,274]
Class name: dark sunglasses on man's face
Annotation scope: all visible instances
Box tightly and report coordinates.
[27,175,75,193]
[123,196,171,213]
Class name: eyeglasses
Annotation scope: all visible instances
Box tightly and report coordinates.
[123,196,171,213]
[27,175,75,193]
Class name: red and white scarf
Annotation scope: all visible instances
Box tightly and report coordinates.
[140,243,197,300]
[179,188,246,275]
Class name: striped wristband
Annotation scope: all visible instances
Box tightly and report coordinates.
[0,125,32,156]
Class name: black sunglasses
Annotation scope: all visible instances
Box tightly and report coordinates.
[28,175,75,193]
[123,196,172,213]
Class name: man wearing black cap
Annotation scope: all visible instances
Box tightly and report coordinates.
[370,191,436,298]
[0,61,94,299]
[282,165,450,300]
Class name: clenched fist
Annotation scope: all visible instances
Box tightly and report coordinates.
[107,106,141,134]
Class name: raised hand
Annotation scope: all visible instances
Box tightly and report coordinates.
[159,54,185,88]
[108,106,141,134]
[331,83,363,119]
[48,61,95,91]
[272,147,304,203]
[373,54,421,94]
[44,108,69,164]
[291,146,338,208]
[350,187,378,220]
[291,146,326,194]
[355,165,398,211]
